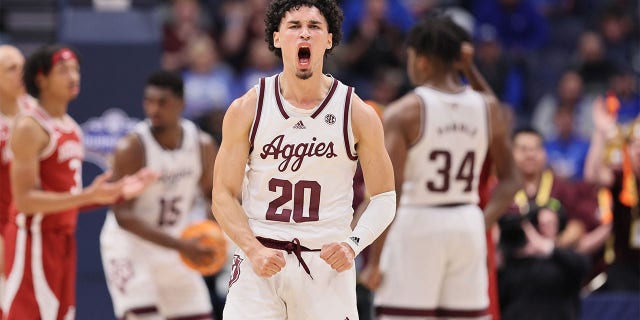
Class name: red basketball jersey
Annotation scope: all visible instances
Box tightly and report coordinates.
[7,106,84,233]
[0,97,36,230]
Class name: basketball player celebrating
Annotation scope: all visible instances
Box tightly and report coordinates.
[211,0,396,319]
[361,16,521,318]
[2,44,153,320]
[100,71,217,319]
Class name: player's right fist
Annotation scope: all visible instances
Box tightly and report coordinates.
[247,246,286,277]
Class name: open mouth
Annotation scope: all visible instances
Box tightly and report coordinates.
[298,47,311,65]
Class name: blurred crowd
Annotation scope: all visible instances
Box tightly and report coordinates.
[157,0,638,145]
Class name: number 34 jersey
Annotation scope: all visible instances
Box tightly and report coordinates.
[243,74,358,249]
[402,86,489,207]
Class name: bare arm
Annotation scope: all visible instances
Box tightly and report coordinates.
[211,89,285,277]
[10,116,122,214]
[576,222,612,255]
[198,131,218,219]
[111,133,214,264]
[110,135,181,249]
[457,42,521,228]
[321,94,397,273]
[483,95,522,228]
[352,96,396,197]
[211,92,260,254]
[457,42,497,97]
[359,94,418,289]
[556,220,586,248]
[584,97,616,187]
[361,94,416,265]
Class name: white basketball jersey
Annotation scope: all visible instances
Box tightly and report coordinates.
[102,119,202,241]
[401,86,489,207]
[243,74,358,249]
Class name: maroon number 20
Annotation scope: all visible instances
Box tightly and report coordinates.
[266,178,321,222]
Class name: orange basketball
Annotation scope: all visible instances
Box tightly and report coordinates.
[179,220,227,276]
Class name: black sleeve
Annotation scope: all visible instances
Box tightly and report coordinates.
[610,170,624,195]
[550,248,589,289]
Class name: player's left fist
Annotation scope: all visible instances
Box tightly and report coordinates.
[320,242,355,272]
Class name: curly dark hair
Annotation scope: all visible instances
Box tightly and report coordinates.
[406,14,470,66]
[264,0,343,58]
[24,44,81,98]
[147,70,184,99]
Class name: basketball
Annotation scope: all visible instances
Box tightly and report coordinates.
[179,220,227,276]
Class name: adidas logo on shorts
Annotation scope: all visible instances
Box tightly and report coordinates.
[349,236,360,246]
[293,120,306,129]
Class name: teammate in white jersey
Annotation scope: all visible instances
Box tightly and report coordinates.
[100,71,218,319]
[361,16,521,319]
[211,1,396,319]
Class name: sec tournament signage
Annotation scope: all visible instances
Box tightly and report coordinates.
[81,108,139,171]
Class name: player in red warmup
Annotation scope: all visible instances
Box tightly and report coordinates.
[0,43,39,320]
[2,44,154,320]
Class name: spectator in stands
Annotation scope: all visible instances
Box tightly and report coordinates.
[573,31,617,95]
[234,37,281,98]
[182,34,235,143]
[533,69,592,140]
[368,67,406,106]
[341,0,414,40]
[609,70,640,125]
[498,202,589,320]
[218,0,269,71]
[473,0,548,52]
[598,4,636,71]
[474,23,526,123]
[511,127,600,248]
[544,106,591,181]
[162,0,214,71]
[584,98,640,292]
[337,0,410,98]
[527,0,586,112]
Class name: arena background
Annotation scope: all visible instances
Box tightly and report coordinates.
[1,0,638,319]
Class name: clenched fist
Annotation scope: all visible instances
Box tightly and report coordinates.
[320,242,355,272]
[247,245,286,277]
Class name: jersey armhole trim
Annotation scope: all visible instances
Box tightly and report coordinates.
[274,74,289,120]
[249,77,266,153]
[310,78,339,119]
[132,131,148,168]
[343,86,357,161]
[190,121,203,170]
[481,94,492,147]
[194,125,207,185]
[409,92,426,149]
[23,111,56,161]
